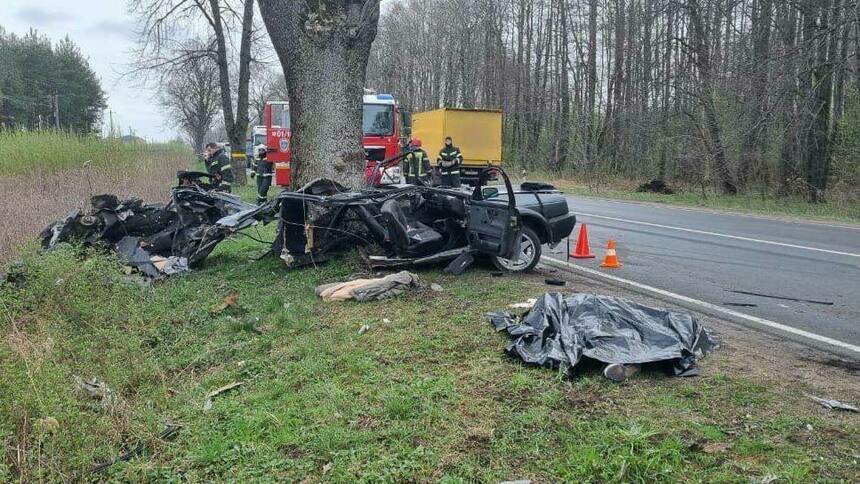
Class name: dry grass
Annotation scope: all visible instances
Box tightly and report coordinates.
[0,152,192,265]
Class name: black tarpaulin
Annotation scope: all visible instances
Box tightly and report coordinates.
[487,293,718,376]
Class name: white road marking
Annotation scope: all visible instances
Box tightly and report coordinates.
[569,196,860,230]
[579,213,860,258]
[541,256,860,355]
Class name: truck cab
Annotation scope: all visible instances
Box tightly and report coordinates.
[263,102,292,186]
[362,93,407,186]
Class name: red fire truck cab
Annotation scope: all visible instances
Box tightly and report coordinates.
[262,102,292,187]
[266,93,409,189]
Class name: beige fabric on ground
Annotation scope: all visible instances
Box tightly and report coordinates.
[315,271,421,302]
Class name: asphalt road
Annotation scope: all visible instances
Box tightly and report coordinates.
[547,196,860,348]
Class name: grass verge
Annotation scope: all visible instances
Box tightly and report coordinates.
[543,177,860,223]
[0,138,193,264]
[0,131,190,176]
[2,223,858,481]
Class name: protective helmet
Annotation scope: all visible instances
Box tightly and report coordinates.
[411,138,422,148]
[255,143,267,159]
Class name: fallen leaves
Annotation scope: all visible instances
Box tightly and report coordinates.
[210,293,240,314]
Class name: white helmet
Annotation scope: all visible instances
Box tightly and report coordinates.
[254,143,267,159]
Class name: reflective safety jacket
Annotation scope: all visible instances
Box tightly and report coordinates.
[437,145,463,174]
[205,148,235,186]
[404,148,430,178]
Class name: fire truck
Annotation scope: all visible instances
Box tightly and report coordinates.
[263,92,408,189]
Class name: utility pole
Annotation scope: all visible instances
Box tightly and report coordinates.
[53,93,60,130]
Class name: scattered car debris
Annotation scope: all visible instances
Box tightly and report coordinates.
[39,172,269,278]
[35,167,575,277]
[91,421,181,474]
[544,278,566,286]
[724,302,757,307]
[487,293,718,378]
[430,283,444,292]
[74,376,114,407]
[203,381,244,412]
[805,393,858,412]
[358,324,371,335]
[316,271,421,301]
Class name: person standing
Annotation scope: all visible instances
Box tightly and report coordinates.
[403,138,430,184]
[204,142,234,192]
[437,136,463,187]
[253,144,273,204]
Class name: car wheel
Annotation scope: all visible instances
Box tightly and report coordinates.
[492,226,541,273]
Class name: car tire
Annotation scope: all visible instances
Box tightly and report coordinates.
[492,226,542,273]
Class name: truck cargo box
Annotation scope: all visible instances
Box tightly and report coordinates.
[411,108,502,184]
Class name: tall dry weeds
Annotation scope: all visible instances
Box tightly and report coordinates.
[0,153,192,265]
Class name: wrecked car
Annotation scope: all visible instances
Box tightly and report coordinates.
[38,161,575,276]
[227,164,576,273]
[39,172,263,277]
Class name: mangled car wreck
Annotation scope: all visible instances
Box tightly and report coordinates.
[235,166,576,274]
[40,172,264,277]
[39,166,575,277]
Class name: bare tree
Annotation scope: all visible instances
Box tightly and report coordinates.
[249,66,289,126]
[128,0,257,184]
[686,0,737,194]
[159,42,221,151]
[362,0,859,199]
[258,0,381,188]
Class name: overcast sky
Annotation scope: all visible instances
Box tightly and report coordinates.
[1,1,173,141]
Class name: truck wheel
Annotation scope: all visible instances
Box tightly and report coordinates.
[492,227,541,273]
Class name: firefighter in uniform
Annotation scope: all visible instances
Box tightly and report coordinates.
[403,138,430,184]
[204,142,234,192]
[437,136,463,187]
[252,144,273,204]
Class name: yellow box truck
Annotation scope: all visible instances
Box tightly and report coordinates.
[410,108,502,185]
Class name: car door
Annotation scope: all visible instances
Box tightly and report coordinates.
[465,167,522,259]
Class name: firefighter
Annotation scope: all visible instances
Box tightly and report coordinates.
[403,138,430,184]
[437,136,463,187]
[253,143,273,204]
[204,142,234,192]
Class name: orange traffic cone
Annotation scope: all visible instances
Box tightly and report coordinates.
[570,224,596,258]
[600,239,622,268]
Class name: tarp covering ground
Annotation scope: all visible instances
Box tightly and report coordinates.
[488,293,718,376]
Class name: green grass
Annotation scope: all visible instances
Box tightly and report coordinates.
[0,130,191,175]
[553,179,860,223]
[1,190,858,481]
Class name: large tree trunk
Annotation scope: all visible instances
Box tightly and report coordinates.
[258,0,380,188]
[210,0,254,186]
